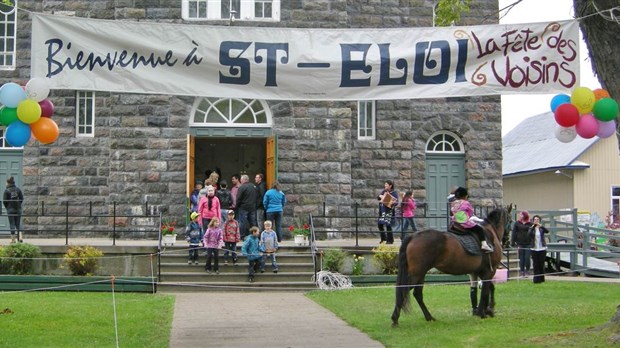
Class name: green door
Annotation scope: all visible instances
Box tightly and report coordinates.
[426,154,465,229]
[0,150,23,235]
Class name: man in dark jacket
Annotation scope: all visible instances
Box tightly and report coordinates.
[3,176,23,243]
[236,174,257,238]
[254,173,266,231]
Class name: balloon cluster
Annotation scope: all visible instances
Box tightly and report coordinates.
[551,87,619,143]
[0,78,58,147]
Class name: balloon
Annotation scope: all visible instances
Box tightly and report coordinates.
[554,103,579,127]
[5,121,31,147]
[0,82,27,108]
[596,120,616,138]
[30,117,60,144]
[550,94,570,112]
[592,98,619,122]
[39,99,54,118]
[25,78,51,102]
[575,114,599,139]
[554,125,577,143]
[0,106,18,126]
[571,87,595,114]
[16,99,42,124]
[593,88,610,100]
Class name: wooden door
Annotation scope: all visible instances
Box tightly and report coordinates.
[425,154,465,229]
[266,136,277,189]
[187,134,195,197]
[0,150,22,234]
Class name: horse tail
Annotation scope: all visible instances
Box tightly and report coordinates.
[395,234,413,313]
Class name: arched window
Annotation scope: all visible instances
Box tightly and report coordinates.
[425,131,464,154]
[190,97,272,128]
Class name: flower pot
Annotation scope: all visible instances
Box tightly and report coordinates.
[294,234,308,246]
[162,234,177,246]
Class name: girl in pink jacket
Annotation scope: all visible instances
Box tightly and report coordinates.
[198,185,221,232]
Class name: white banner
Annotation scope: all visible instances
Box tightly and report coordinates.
[30,14,580,101]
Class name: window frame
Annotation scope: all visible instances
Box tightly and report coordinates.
[76,91,95,137]
[612,186,620,224]
[181,0,280,21]
[0,1,17,71]
[357,100,376,140]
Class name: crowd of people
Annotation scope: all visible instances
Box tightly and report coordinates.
[186,170,286,282]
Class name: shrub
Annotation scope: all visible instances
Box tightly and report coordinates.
[63,246,104,276]
[0,243,42,275]
[372,243,399,274]
[321,248,347,272]
[351,254,365,275]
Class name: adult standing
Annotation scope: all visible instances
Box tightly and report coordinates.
[236,174,257,239]
[263,181,286,242]
[198,185,221,232]
[511,210,533,277]
[230,174,240,214]
[3,176,23,243]
[254,173,266,232]
[377,180,398,244]
[529,215,549,284]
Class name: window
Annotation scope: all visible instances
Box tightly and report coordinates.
[426,131,464,153]
[612,186,620,224]
[190,97,271,127]
[357,101,375,140]
[76,91,95,137]
[0,1,17,70]
[182,0,280,21]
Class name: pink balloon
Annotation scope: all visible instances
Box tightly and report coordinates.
[575,114,599,139]
[597,120,616,138]
[39,99,54,118]
[554,103,579,127]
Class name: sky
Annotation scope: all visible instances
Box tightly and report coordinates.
[498,0,600,135]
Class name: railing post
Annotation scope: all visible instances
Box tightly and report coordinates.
[65,201,69,245]
[89,201,93,217]
[113,201,117,246]
[354,202,359,247]
[41,201,45,216]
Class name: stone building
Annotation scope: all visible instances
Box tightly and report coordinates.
[0,0,503,236]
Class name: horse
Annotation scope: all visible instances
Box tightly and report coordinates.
[391,204,513,326]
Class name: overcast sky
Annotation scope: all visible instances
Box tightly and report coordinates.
[498,0,600,135]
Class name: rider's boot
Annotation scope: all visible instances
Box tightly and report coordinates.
[481,240,493,252]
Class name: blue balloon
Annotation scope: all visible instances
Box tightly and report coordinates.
[0,82,27,108]
[550,93,571,112]
[5,120,31,147]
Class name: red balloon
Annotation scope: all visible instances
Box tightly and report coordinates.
[575,114,599,139]
[554,103,579,127]
[39,99,54,118]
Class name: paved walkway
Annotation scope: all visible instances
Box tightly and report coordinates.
[169,292,384,348]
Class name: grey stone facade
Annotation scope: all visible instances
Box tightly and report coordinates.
[1,0,502,235]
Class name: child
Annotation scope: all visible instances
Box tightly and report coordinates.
[450,187,492,252]
[185,212,203,265]
[222,210,241,265]
[401,190,417,240]
[260,220,279,273]
[241,226,262,282]
[203,218,223,274]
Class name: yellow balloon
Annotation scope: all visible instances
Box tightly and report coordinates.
[570,87,595,114]
[16,99,42,124]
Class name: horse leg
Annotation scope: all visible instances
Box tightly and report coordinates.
[485,282,495,317]
[475,280,489,319]
[413,283,435,321]
[469,275,478,316]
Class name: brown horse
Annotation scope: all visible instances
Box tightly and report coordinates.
[391,205,512,326]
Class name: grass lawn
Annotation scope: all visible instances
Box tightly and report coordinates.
[0,291,174,347]
[307,280,620,347]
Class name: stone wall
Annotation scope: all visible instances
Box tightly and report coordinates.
[1,0,502,235]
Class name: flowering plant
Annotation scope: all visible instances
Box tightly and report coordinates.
[289,222,310,236]
[161,220,177,235]
[351,254,365,275]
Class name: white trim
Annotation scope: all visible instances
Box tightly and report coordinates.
[357,100,375,140]
[0,1,17,71]
[181,0,280,21]
[425,130,464,154]
[189,97,272,128]
[76,90,95,137]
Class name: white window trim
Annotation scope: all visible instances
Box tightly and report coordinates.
[611,186,620,222]
[0,1,17,71]
[189,97,272,128]
[425,130,464,154]
[181,0,280,21]
[357,100,376,141]
[76,91,95,137]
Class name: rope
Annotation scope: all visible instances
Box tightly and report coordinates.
[313,271,353,290]
[110,275,120,348]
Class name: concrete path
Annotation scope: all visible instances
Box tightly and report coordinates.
[169,292,384,348]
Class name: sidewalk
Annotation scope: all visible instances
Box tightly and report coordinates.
[169,292,384,348]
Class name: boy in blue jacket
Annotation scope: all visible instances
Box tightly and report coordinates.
[185,212,203,265]
[241,226,262,282]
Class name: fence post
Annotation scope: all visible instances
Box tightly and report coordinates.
[113,201,117,246]
[354,202,359,247]
[65,201,69,246]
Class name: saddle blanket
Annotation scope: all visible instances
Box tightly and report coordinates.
[446,230,481,256]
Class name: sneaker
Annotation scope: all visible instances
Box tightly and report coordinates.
[205,269,212,274]
[224,261,229,265]
[481,241,493,252]
[260,269,265,273]
[188,260,192,265]
[194,261,199,265]
[248,276,254,283]
[233,262,238,266]
[273,269,278,274]
[215,270,219,274]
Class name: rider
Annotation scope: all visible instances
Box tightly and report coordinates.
[450,187,493,252]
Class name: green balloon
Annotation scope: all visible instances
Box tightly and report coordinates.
[0,106,18,126]
[593,98,619,122]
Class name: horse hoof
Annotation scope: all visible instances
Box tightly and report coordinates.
[392,322,399,328]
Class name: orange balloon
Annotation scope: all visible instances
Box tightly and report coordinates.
[593,88,610,100]
[30,117,59,144]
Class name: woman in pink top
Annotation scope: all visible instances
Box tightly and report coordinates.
[198,185,221,232]
[450,187,493,252]
[400,190,417,240]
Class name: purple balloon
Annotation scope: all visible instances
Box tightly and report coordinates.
[39,99,54,118]
[597,120,616,138]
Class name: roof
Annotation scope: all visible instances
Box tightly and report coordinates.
[502,112,597,177]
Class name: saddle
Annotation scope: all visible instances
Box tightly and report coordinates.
[448,223,482,256]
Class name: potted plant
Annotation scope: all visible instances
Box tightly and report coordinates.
[161,219,177,246]
[289,222,310,246]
